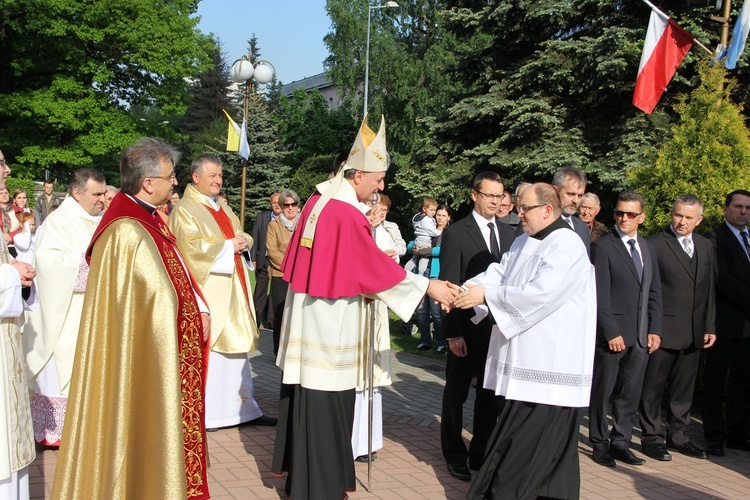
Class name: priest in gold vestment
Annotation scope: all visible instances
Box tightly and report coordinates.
[169,155,275,429]
[0,148,36,500]
[52,138,212,500]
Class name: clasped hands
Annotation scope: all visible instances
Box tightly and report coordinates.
[426,281,485,312]
[232,236,249,254]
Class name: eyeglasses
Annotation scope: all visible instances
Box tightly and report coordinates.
[614,210,642,220]
[517,204,547,214]
[282,202,298,208]
[152,172,176,182]
[475,190,504,201]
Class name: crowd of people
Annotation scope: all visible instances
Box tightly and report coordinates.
[0,112,746,500]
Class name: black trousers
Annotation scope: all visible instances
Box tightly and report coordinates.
[702,335,750,444]
[588,342,648,451]
[440,332,499,469]
[252,260,272,327]
[270,276,288,356]
[639,345,701,446]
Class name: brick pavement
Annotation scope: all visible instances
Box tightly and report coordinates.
[30,329,750,499]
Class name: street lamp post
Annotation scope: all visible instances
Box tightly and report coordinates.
[364,1,399,116]
[229,55,276,229]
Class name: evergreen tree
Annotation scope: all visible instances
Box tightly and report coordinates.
[630,62,750,234]
[183,40,235,136]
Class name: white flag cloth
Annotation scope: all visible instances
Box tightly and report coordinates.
[239,118,250,160]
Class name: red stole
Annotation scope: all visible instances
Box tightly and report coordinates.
[205,204,250,304]
[282,193,406,299]
[88,193,211,499]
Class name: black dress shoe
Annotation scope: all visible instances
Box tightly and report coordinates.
[354,452,377,463]
[726,438,750,452]
[706,441,725,456]
[668,441,708,459]
[447,463,471,481]
[611,447,646,465]
[643,443,672,461]
[247,415,278,426]
[592,449,616,467]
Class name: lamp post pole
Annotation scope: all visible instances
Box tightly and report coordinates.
[363,1,399,117]
[229,56,276,230]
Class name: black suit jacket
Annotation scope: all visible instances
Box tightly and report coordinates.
[439,215,515,339]
[649,228,715,350]
[708,223,750,339]
[591,230,663,348]
[250,210,273,271]
[569,215,591,255]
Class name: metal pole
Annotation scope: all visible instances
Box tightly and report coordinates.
[239,79,250,231]
[364,5,373,117]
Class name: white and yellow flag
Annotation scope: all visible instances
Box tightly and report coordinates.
[222,109,241,152]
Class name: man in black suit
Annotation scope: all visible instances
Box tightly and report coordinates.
[439,171,515,481]
[250,192,280,329]
[552,166,590,253]
[589,190,663,467]
[703,189,750,456]
[640,195,715,462]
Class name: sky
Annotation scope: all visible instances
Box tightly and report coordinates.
[195,0,332,85]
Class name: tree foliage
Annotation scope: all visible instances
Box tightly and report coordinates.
[0,0,213,182]
[630,62,750,235]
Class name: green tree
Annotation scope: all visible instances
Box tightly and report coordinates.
[0,0,212,182]
[629,62,750,235]
[182,40,235,136]
[278,88,357,169]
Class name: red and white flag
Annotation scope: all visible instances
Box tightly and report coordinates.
[633,9,694,114]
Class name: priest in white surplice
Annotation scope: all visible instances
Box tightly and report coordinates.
[169,155,275,430]
[0,148,37,500]
[24,168,107,446]
[452,183,596,500]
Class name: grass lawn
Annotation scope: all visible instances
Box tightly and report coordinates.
[388,312,447,362]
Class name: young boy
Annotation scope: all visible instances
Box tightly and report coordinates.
[405,197,441,274]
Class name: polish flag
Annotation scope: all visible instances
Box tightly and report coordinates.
[633,9,694,114]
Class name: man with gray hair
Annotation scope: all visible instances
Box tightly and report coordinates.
[552,167,590,251]
[640,194,714,461]
[169,154,275,430]
[24,168,106,447]
[53,137,212,499]
[578,192,609,242]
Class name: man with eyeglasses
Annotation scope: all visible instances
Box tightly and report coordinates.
[53,138,211,499]
[169,155,277,431]
[552,167,590,253]
[702,189,750,457]
[439,171,516,481]
[251,192,281,330]
[452,182,595,500]
[589,190,663,467]
[496,191,520,230]
[24,168,107,447]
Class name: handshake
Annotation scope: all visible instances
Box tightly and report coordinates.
[425,280,485,312]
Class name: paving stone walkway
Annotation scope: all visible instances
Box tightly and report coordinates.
[30,329,750,499]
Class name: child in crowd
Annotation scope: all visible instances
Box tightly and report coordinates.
[405,196,440,274]
[13,212,36,265]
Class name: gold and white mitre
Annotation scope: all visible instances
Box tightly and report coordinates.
[300,114,388,248]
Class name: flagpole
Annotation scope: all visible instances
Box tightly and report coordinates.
[239,80,250,229]
[639,0,714,55]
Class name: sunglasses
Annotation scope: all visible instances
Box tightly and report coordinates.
[614,210,642,220]
[282,202,298,208]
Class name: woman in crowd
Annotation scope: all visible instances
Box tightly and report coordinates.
[0,188,20,256]
[266,188,301,355]
[414,203,452,353]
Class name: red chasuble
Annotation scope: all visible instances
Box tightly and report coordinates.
[282,192,406,299]
[87,193,211,499]
[205,205,250,303]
